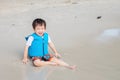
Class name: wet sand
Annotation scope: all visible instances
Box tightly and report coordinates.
[0,0,120,80]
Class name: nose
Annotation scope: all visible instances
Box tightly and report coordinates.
[38,29,44,33]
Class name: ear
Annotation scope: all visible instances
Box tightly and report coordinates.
[33,28,36,31]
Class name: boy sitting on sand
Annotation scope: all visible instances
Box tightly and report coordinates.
[22,18,76,70]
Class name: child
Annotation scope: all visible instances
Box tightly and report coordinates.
[22,18,76,70]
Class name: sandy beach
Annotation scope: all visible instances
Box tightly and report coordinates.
[0,0,120,80]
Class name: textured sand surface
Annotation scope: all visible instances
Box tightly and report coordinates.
[0,0,120,80]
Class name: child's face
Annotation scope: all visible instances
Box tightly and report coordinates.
[34,25,46,36]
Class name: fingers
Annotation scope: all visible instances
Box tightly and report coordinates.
[55,54,61,59]
[22,59,28,64]
[57,54,61,57]
[58,54,62,58]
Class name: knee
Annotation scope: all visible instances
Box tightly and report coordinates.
[33,60,41,67]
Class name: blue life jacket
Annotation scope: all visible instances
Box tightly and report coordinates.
[25,32,49,57]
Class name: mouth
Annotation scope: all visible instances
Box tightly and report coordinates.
[38,33,43,35]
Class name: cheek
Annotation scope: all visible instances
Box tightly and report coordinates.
[40,30,45,32]
[41,29,45,32]
[38,30,45,33]
[35,30,40,33]
[43,29,45,32]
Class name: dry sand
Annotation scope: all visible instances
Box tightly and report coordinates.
[0,0,120,80]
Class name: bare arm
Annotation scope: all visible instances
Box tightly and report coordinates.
[49,41,61,57]
[22,45,29,64]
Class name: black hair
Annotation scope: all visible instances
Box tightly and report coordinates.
[32,18,46,29]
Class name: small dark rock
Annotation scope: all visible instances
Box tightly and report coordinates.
[30,3,34,5]
[72,2,78,4]
[97,16,102,19]
[12,24,15,26]
[74,16,77,18]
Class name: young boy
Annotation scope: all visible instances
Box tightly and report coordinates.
[22,18,76,70]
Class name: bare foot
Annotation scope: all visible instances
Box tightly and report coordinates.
[67,65,76,70]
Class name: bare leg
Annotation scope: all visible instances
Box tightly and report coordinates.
[50,57,76,70]
[33,59,57,67]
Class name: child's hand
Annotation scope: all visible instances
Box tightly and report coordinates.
[55,53,61,58]
[22,58,28,64]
